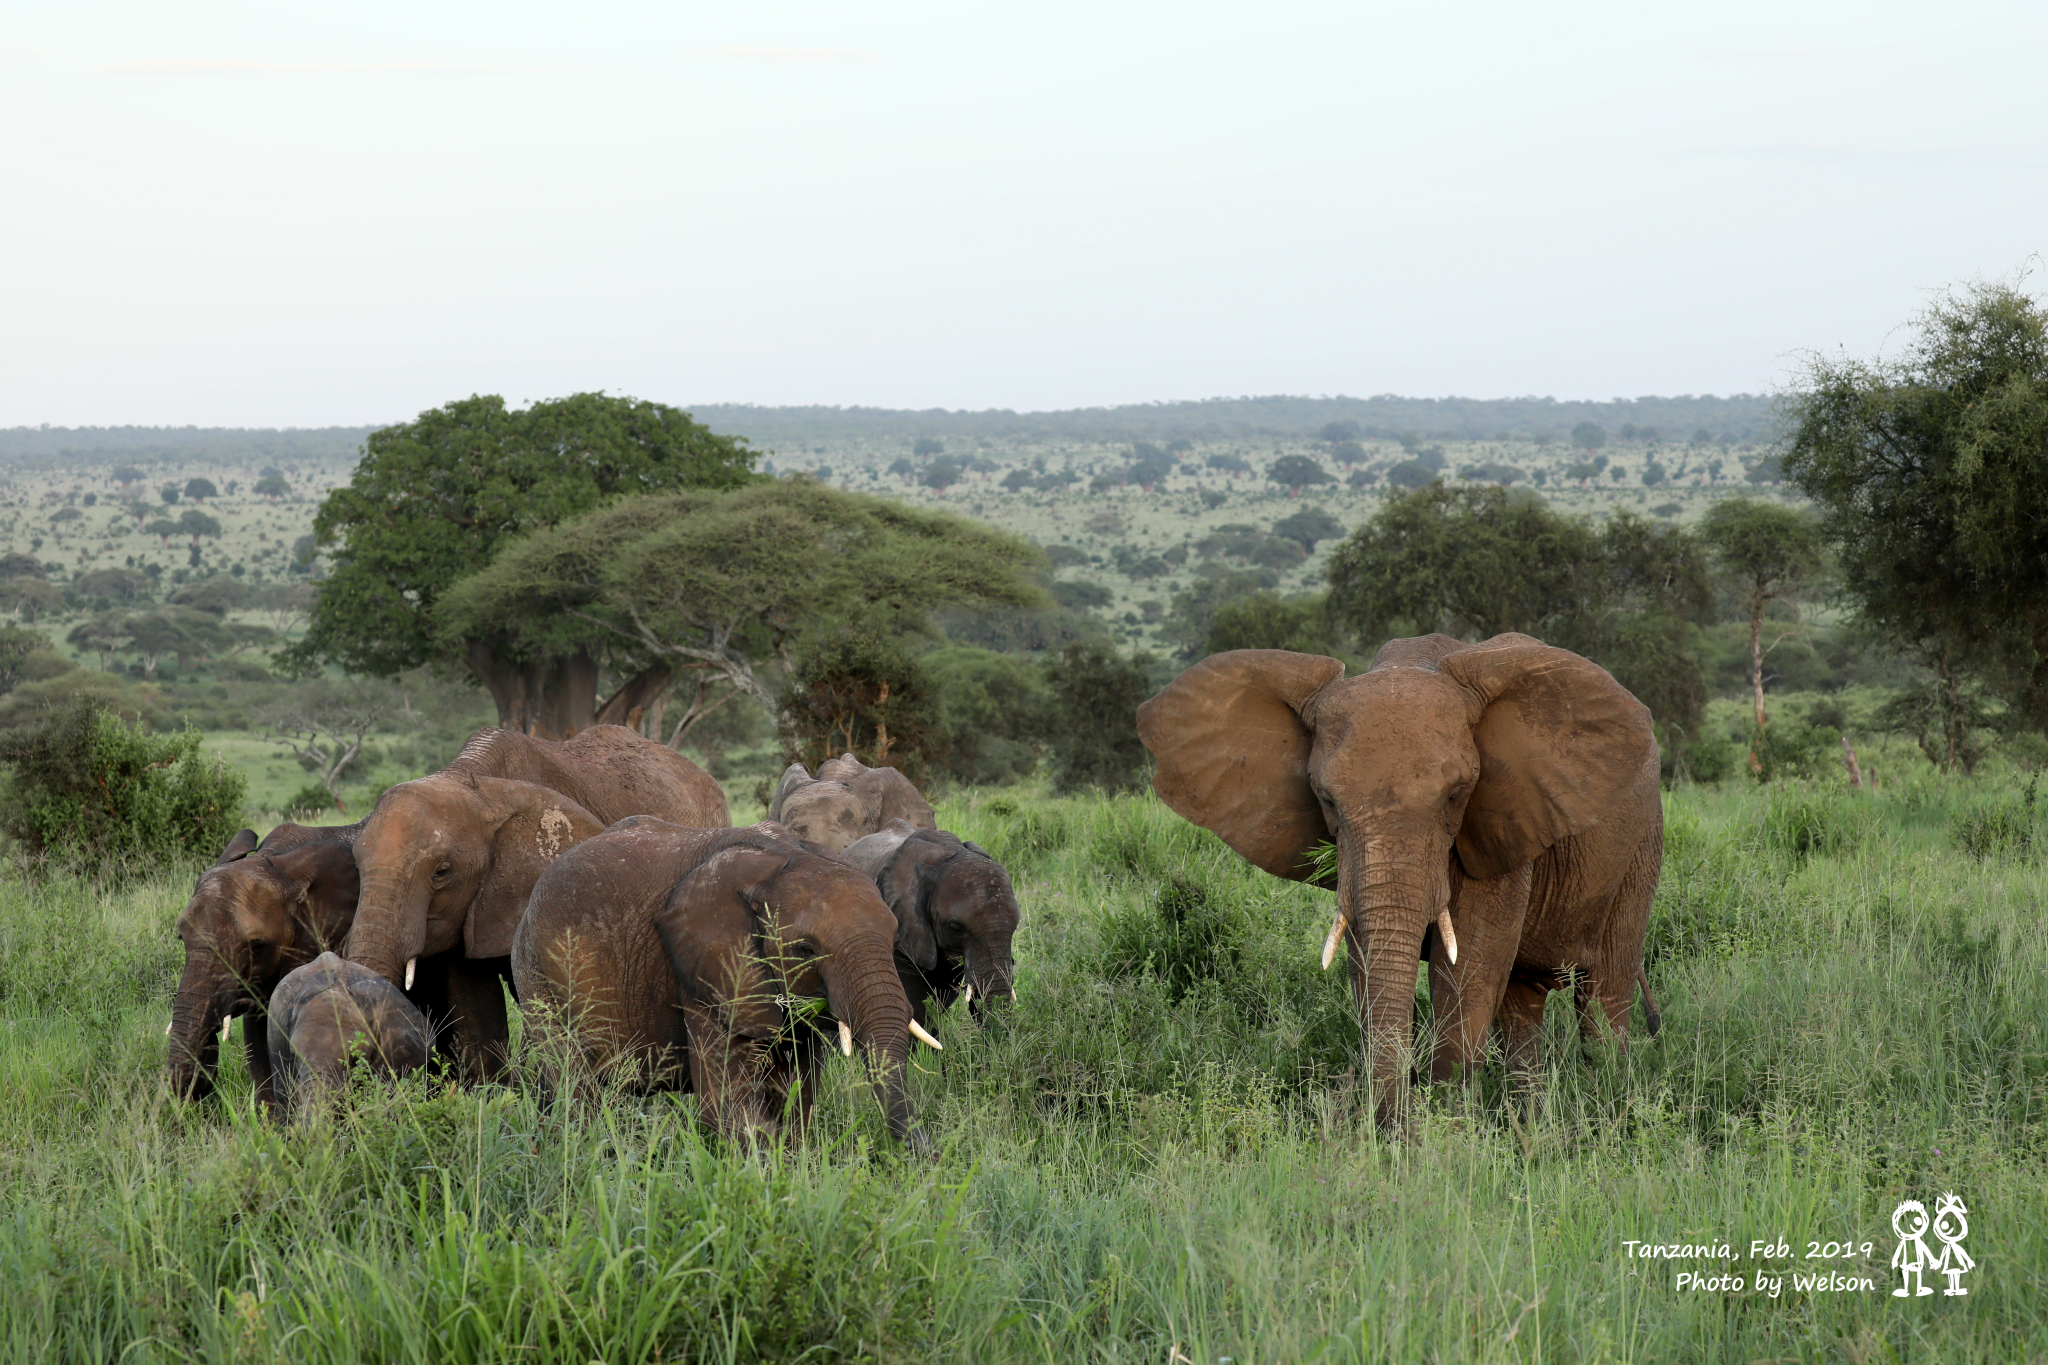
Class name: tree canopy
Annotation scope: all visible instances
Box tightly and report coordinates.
[280,392,758,734]
[1783,277,2048,718]
[434,479,1048,731]
[1697,497,1827,737]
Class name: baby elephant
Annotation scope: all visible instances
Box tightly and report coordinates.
[266,952,432,1117]
[837,821,1020,1027]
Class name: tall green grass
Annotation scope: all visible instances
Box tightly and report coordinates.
[2,777,2044,1361]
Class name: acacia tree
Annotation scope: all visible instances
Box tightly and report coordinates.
[1783,277,2048,740]
[1696,497,1827,748]
[279,393,758,737]
[259,678,396,809]
[434,480,1047,745]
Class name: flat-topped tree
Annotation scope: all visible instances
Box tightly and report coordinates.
[434,480,1047,746]
[279,393,758,737]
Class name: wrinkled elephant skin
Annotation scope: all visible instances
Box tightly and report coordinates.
[769,753,935,852]
[839,820,1020,1025]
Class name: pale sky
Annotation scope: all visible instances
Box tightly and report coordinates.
[2,1,2042,427]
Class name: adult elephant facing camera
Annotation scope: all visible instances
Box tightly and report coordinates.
[1137,633,1663,1134]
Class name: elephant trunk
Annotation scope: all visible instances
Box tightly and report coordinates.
[167,952,228,1101]
[1341,848,1441,1134]
[963,942,1017,1020]
[344,870,416,988]
[829,939,923,1149]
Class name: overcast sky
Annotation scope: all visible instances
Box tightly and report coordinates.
[2,1,2043,427]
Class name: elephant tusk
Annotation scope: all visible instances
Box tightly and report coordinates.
[1438,907,1459,965]
[219,1015,234,1043]
[908,1019,944,1051]
[165,1017,174,1036]
[404,957,416,991]
[962,983,972,1009]
[1321,913,1348,970]
[837,1019,854,1057]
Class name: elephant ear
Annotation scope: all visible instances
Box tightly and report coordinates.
[838,819,919,880]
[215,829,262,864]
[465,783,608,959]
[862,767,936,830]
[1136,649,1345,881]
[768,764,812,823]
[266,837,364,952]
[1440,636,1657,880]
[878,836,955,973]
[654,845,786,1035]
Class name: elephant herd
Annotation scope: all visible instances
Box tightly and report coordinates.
[169,632,1665,1142]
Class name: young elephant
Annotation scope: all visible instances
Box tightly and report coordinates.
[769,754,936,852]
[513,820,931,1148]
[1139,633,1663,1134]
[837,821,1020,1027]
[267,952,433,1118]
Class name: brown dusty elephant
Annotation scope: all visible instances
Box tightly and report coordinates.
[837,820,1020,1026]
[168,822,520,1105]
[512,819,932,1148]
[1137,633,1663,1133]
[769,753,935,852]
[344,724,726,991]
[266,952,433,1119]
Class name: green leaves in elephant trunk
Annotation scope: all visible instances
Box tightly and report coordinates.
[828,938,926,1152]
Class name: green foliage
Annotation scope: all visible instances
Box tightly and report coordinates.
[285,392,758,679]
[778,629,938,780]
[1204,591,1338,657]
[1265,454,1332,488]
[922,645,1055,785]
[1949,783,2038,860]
[1570,421,1607,450]
[1751,718,1844,783]
[1384,459,1434,489]
[1269,505,1345,553]
[1756,788,1867,860]
[1784,276,2048,718]
[285,782,343,818]
[0,696,244,876]
[1457,460,1523,484]
[1046,643,1152,793]
[1875,678,2005,775]
[1100,873,1248,1003]
[1161,571,1279,660]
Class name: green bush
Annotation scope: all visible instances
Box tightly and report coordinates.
[1949,782,2038,860]
[1683,727,1740,784]
[1752,719,1842,782]
[1045,643,1152,794]
[0,695,245,877]
[1758,789,1866,861]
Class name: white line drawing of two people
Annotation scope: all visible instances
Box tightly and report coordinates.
[1891,1194,1973,1297]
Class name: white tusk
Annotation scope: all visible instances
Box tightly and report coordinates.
[1438,907,1459,965]
[165,1017,174,1036]
[404,957,416,991]
[1321,913,1348,970]
[837,1019,854,1057]
[962,983,973,1008]
[220,1015,234,1043]
[908,1019,944,1051]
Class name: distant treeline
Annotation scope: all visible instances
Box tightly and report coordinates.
[0,393,1779,472]
[691,394,1780,448]
[0,426,375,470]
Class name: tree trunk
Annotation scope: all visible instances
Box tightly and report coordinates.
[593,664,673,729]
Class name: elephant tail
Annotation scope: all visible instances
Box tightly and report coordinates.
[1637,966,1662,1038]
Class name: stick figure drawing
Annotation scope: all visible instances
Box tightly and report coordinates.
[1891,1200,1935,1297]
[1927,1193,1974,1296]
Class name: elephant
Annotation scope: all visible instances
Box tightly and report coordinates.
[837,820,1020,1026]
[344,723,726,992]
[266,952,433,1118]
[769,753,936,852]
[168,821,521,1106]
[1137,633,1663,1133]
[512,819,933,1148]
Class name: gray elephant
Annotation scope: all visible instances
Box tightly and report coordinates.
[837,820,1020,1027]
[266,952,433,1118]
[1138,634,1663,1134]
[513,819,932,1148]
[769,753,936,852]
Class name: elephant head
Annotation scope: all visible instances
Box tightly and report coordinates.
[839,820,1020,1022]
[652,825,927,1147]
[1137,635,1655,1131]
[266,951,433,1119]
[769,754,936,852]
[169,822,361,1104]
[345,774,607,988]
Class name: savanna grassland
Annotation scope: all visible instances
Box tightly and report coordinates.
[3,772,2044,1363]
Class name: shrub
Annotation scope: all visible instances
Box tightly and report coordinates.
[1100,874,1247,1003]
[0,695,245,876]
[1758,790,1865,861]
[779,629,938,781]
[1949,781,2038,860]
[1045,643,1152,794]
[1751,720,1841,782]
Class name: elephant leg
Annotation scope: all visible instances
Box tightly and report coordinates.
[244,1016,278,1114]
[444,957,512,1083]
[1496,972,1553,1113]
[1426,864,1529,1083]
